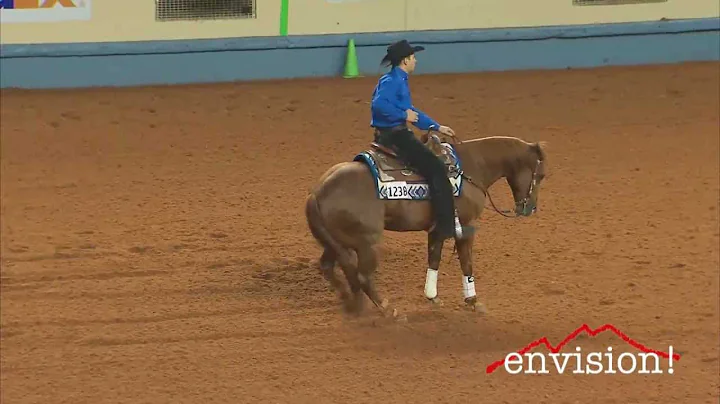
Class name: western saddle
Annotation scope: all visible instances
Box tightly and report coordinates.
[365,134,460,183]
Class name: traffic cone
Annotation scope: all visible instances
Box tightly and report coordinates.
[343,38,361,78]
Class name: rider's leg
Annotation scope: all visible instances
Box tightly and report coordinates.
[383,128,474,240]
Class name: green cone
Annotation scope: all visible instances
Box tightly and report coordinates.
[343,38,361,78]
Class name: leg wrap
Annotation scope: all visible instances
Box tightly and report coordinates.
[462,275,476,299]
[425,268,439,299]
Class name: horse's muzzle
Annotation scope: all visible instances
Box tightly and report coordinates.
[516,203,537,217]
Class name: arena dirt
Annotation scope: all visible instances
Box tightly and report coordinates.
[1,62,719,404]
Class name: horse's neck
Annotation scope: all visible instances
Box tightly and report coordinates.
[473,155,505,190]
[458,138,522,189]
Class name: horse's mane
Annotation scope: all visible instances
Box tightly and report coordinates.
[460,135,547,162]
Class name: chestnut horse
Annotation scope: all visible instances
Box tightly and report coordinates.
[305,130,547,317]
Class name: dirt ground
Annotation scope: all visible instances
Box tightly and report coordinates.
[1,62,718,404]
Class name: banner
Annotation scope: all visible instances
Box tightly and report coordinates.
[0,0,91,23]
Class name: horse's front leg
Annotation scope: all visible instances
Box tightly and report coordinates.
[424,230,445,305]
[455,237,487,313]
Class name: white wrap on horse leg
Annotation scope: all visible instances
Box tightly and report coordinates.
[462,275,476,299]
[425,268,438,299]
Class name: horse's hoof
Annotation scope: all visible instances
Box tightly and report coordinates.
[394,310,408,323]
[472,302,487,314]
[342,300,361,316]
[427,297,444,306]
[388,306,408,322]
[464,297,487,314]
[376,299,395,317]
[342,294,365,315]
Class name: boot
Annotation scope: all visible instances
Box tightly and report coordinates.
[455,225,475,240]
[433,212,475,241]
[453,213,475,241]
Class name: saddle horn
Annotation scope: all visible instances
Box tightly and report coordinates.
[426,128,462,145]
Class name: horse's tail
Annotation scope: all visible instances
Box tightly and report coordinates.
[305,192,357,270]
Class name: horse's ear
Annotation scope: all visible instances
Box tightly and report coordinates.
[531,141,548,161]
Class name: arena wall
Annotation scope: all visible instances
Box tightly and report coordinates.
[0,0,718,89]
[0,1,280,43]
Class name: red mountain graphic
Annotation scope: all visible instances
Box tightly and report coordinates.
[486,323,681,374]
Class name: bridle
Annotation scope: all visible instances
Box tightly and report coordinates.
[461,159,543,218]
[426,129,543,218]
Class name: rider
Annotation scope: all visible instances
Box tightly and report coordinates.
[370,39,475,242]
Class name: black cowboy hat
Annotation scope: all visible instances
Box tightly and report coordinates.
[380,39,425,67]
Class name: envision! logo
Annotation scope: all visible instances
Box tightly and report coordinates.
[486,324,681,375]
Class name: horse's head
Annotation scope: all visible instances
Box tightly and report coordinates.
[506,141,547,217]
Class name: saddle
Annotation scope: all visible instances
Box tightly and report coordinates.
[366,134,458,182]
[353,133,464,200]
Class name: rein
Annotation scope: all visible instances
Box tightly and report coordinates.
[461,175,519,218]
[460,167,541,218]
[426,129,541,218]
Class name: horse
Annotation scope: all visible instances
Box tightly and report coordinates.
[304,129,547,317]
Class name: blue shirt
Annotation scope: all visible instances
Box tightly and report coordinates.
[370,66,440,131]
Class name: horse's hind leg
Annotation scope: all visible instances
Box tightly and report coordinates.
[355,243,401,319]
[355,244,382,306]
[319,248,351,304]
[320,248,336,270]
[339,262,365,315]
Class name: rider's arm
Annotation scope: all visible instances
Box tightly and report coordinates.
[395,78,441,131]
[371,77,408,122]
[410,108,441,131]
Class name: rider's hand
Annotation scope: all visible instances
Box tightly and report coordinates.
[438,125,456,137]
[405,109,419,123]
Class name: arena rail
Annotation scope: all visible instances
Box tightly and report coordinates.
[1,17,718,89]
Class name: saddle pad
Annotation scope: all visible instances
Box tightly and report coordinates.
[353,142,464,200]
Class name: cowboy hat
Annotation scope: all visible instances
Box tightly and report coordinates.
[380,39,425,66]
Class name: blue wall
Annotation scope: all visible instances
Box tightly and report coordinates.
[1,18,718,89]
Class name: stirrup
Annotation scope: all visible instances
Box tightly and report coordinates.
[453,210,475,240]
[454,225,475,240]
